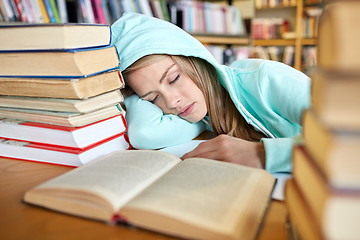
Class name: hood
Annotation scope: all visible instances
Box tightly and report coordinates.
[110,12,229,84]
[110,13,274,138]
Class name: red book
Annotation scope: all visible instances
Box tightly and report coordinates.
[0,133,131,167]
[13,0,28,22]
[91,0,106,24]
[0,114,127,149]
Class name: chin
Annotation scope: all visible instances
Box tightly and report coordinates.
[184,113,207,123]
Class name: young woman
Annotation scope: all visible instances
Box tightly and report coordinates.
[111,12,311,173]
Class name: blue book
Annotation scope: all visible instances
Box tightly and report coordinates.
[43,0,56,22]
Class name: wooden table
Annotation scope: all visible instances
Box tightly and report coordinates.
[0,156,288,240]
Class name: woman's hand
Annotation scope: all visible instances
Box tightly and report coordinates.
[182,134,266,169]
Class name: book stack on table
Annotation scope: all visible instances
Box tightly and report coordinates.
[0,23,131,167]
[285,1,360,240]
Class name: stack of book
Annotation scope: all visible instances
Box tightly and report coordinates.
[0,23,131,167]
[285,1,360,239]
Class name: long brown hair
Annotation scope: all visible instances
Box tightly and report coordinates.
[123,54,266,142]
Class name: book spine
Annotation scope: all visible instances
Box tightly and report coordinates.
[48,0,60,22]
[37,0,50,22]
[42,0,56,22]
[13,0,27,21]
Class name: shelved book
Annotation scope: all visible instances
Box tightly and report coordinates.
[0,70,124,99]
[23,150,276,240]
[0,90,124,112]
[292,146,360,240]
[0,104,125,127]
[0,133,131,167]
[310,70,360,130]
[0,45,119,78]
[302,110,360,189]
[0,114,127,149]
[0,23,111,51]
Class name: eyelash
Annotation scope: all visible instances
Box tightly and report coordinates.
[150,96,158,103]
[150,74,180,103]
[170,74,180,85]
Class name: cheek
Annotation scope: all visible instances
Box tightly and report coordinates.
[154,99,173,115]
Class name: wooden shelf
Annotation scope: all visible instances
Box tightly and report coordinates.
[253,39,296,46]
[192,34,250,45]
[255,4,297,10]
[253,38,317,46]
[302,38,317,45]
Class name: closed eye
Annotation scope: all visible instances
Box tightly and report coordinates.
[169,74,180,85]
[150,95,158,103]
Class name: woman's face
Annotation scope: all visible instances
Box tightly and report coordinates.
[126,56,208,123]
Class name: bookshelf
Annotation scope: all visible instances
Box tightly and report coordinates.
[0,0,322,72]
[0,0,250,61]
[252,0,322,72]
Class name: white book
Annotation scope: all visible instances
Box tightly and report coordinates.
[0,114,127,148]
[0,133,130,167]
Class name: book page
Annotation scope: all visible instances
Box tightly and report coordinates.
[122,158,275,237]
[33,150,181,210]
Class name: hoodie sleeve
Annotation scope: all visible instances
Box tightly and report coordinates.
[124,94,206,149]
[261,136,303,173]
[257,61,311,173]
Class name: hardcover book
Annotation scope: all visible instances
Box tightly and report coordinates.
[0,90,124,112]
[292,146,360,240]
[24,150,275,240]
[310,70,360,130]
[285,179,323,240]
[302,110,360,189]
[0,23,112,51]
[0,104,124,127]
[0,114,127,148]
[0,133,131,167]
[0,70,124,99]
[317,1,360,71]
[0,45,119,78]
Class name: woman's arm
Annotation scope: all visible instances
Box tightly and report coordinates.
[257,60,311,173]
[184,61,311,173]
[124,94,206,149]
[182,134,266,169]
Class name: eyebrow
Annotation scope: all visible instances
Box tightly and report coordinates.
[139,63,176,99]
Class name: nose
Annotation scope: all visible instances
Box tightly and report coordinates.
[163,90,181,109]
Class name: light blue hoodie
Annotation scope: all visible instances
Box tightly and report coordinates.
[111,12,311,173]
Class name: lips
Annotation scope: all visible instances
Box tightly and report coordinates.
[178,103,194,118]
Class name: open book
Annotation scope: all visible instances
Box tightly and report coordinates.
[24,150,275,240]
